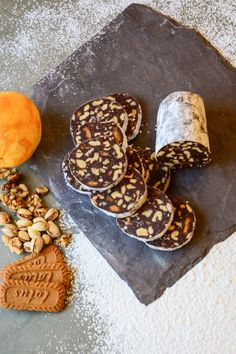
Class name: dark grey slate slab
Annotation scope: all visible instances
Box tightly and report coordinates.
[31,4,236,304]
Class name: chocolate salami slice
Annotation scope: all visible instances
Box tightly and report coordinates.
[146,197,196,251]
[117,186,174,241]
[70,98,128,138]
[107,93,142,140]
[148,161,171,192]
[126,145,144,177]
[135,147,155,183]
[91,167,147,218]
[62,152,90,195]
[155,91,211,168]
[69,138,127,191]
[72,122,127,151]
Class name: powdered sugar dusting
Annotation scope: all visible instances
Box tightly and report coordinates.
[1,1,236,353]
[1,0,236,95]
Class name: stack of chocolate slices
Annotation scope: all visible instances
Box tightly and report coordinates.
[63,91,211,251]
[0,245,69,312]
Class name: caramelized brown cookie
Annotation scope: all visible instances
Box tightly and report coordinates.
[0,245,65,275]
[1,262,70,288]
[0,280,66,313]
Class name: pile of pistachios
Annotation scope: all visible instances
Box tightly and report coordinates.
[0,168,72,255]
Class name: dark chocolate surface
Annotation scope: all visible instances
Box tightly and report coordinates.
[107,93,142,140]
[31,4,236,304]
[117,186,173,240]
[91,167,146,217]
[147,197,196,250]
[71,98,128,136]
[126,145,144,177]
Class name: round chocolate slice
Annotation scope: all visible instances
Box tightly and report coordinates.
[117,186,174,241]
[73,122,127,151]
[148,160,171,192]
[62,152,90,195]
[135,147,155,183]
[146,197,196,251]
[70,98,128,138]
[126,145,144,177]
[91,167,147,218]
[69,138,127,191]
[107,93,142,140]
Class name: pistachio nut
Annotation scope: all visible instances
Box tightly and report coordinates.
[47,221,60,238]
[27,226,41,239]
[30,236,44,254]
[0,212,10,225]
[16,218,32,229]
[2,224,18,238]
[44,208,59,221]
[33,217,46,223]
[11,237,23,250]
[32,220,48,232]
[23,241,32,253]
[18,230,31,242]
[17,208,32,219]
[42,233,52,245]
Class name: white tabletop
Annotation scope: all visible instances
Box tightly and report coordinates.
[0,1,236,353]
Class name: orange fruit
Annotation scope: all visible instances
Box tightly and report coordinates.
[0,92,41,168]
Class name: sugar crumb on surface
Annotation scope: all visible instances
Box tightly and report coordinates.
[1,1,236,353]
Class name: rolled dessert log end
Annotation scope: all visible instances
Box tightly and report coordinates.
[155,91,212,169]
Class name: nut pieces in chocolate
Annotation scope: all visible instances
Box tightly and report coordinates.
[63,91,211,251]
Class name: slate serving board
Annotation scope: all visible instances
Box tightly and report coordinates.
[31,3,236,304]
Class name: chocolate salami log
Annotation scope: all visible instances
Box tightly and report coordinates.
[117,186,174,241]
[107,93,142,140]
[70,98,128,138]
[155,91,211,168]
[69,138,127,191]
[91,167,147,218]
[146,197,196,251]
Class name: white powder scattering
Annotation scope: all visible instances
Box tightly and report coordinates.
[0,0,153,94]
[64,227,236,354]
[1,1,236,353]
[1,0,236,95]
